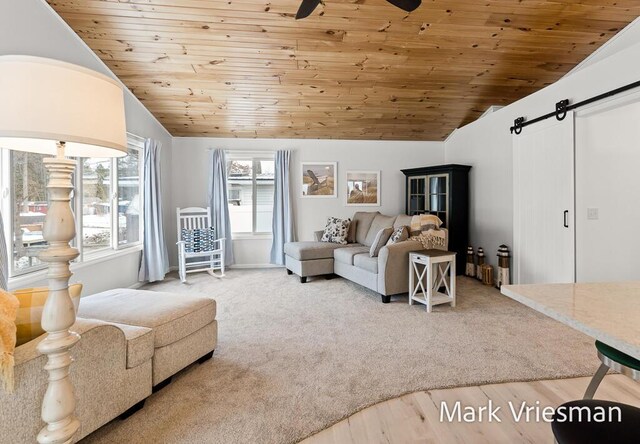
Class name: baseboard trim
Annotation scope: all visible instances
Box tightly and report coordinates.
[168,264,283,271]
[128,282,145,289]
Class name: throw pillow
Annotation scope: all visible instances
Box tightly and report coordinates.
[13,284,83,346]
[386,225,409,245]
[410,214,443,236]
[369,227,394,257]
[346,219,358,244]
[320,217,351,245]
[181,227,216,253]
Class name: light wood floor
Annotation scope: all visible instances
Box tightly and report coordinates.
[303,375,640,444]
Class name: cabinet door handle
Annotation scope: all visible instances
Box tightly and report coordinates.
[563,210,569,228]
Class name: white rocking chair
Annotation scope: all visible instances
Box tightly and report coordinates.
[176,207,225,283]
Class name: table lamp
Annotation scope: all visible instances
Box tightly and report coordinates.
[0,56,127,444]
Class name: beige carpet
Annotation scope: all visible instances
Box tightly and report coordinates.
[81,269,599,444]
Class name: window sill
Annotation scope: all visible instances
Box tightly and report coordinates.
[8,245,143,290]
[232,233,272,241]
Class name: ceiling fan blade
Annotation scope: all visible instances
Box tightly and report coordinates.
[385,0,421,13]
[296,0,322,19]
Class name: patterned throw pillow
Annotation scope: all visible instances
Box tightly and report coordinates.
[370,227,394,257]
[181,227,217,253]
[409,214,443,236]
[320,217,351,245]
[13,284,83,346]
[386,226,409,246]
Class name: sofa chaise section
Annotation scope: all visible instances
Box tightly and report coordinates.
[78,288,217,388]
[0,318,154,443]
[284,241,354,283]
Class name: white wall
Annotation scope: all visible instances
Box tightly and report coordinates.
[171,138,445,267]
[566,17,640,77]
[445,26,640,277]
[7,251,142,295]
[575,93,640,282]
[0,0,173,292]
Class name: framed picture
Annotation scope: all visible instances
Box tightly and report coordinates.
[346,170,380,206]
[301,162,337,198]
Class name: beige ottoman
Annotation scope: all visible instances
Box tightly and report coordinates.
[78,288,217,389]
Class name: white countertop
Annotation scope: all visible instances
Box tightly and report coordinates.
[501,282,640,361]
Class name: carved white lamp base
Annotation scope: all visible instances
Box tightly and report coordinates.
[36,145,81,444]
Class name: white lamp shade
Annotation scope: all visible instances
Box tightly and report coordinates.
[0,55,127,157]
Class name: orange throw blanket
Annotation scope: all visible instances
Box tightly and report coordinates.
[0,289,19,393]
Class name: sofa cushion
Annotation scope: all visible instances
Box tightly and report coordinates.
[285,241,352,261]
[334,246,370,265]
[394,214,413,229]
[78,289,216,348]
[354,254,378,273]
[369,227,394,257]
[364,214,397,246]
[352,212,379,245]
[107,321,155,369]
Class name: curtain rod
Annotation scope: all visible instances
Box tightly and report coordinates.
[510,79,640,135]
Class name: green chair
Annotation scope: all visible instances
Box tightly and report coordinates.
[583,340,640,399]
[552,400,640,443]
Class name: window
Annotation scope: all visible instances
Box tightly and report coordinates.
[226,156,274,235]
[0,136,144,278]
[117,149,141,246]
[82,158,112,253]
[81,139,143,256]
[9,152,49,274]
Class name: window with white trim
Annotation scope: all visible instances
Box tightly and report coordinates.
[226,154,275,235]
[0,135,144,278]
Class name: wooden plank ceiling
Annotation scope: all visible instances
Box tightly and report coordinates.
[48,0,640,140]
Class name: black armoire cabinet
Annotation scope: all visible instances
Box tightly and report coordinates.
[401,164,471,274]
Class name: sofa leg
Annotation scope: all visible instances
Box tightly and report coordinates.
[198,350,214,364]
[119,399,145,420]
[286,269,293,275]
[300,276,307,284]
[381,295,391,304]
[152,376,172,393]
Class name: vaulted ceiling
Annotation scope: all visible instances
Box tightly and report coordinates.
[48,0,640,140]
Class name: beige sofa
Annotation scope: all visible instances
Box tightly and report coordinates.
[284,212,447,303]
[0,289,217,443]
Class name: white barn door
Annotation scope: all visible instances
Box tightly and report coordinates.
[513,113,575,284]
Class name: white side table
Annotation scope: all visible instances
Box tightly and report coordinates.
[409,250,457,312]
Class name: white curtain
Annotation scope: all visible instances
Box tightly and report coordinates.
[208,149,234,265]
[270,150,296,265]
[0,211,7,290]
[138,138,169,282]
